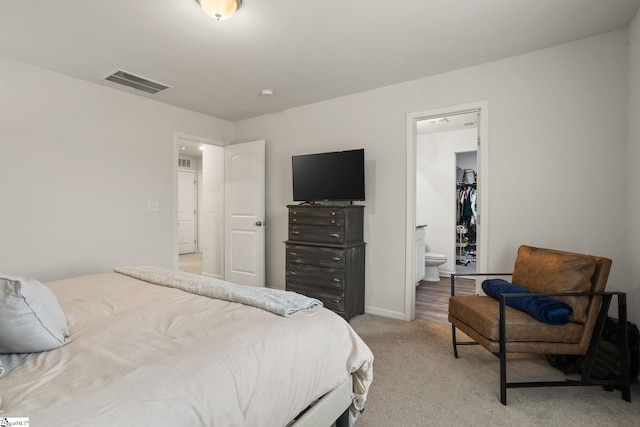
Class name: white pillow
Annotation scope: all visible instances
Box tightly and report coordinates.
[0,274,69,353]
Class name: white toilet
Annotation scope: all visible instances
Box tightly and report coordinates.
[424,252,447,282]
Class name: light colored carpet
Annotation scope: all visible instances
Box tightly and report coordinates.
[349,314,640,426]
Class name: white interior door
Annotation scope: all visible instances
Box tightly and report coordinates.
[178,169,197,254]
[224,140,266,287]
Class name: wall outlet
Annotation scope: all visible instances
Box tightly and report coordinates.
[147,201,160,212]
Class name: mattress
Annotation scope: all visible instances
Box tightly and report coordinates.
[0,272,373,426]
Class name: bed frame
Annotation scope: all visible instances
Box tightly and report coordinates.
[292,376,353,427]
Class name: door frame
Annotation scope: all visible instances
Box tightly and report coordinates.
[404,101,489,321]
[172,132,225,271]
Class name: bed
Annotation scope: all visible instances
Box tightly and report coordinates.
[0,267,374,426]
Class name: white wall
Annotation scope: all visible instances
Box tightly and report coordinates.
[2,24,636,324]
[234,29,632,321]
[628,10,640,325]
[0,56,233,281]
[456,152,477,181]
[178,155,202,172]
[417,129,476,273]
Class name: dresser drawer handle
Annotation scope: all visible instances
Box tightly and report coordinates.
[330,233,340,238]
[332,278,341,283]
[330,219,336,224]
[289,251,297,256]
[292,230,300,235]
[288,271,296,276]
[331,212,336,216]
[331,256,341,261]
[292,218,297,222]
[331,298,341,304]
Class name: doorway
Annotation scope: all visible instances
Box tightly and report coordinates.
[173,134,267,287]
[178,167,202,273]
[405,101,489,321]
[414,113,479,322]
[173,133,223,277]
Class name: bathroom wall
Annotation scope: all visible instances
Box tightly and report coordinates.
[417,128,477,274]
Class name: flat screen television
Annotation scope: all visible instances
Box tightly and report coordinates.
[292,149,365,202]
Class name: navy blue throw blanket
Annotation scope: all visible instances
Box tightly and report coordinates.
[481,279,573,325]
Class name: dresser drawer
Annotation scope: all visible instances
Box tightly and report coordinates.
[289,207,344,226]
[286,263,345,290]
[286,244,346,268]
[289,224,345,243]
[286,281,345,312]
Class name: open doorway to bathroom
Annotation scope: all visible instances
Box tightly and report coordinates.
[414,112,479,323]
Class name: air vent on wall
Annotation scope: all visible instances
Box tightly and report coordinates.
[178,158,192,168]
[103,69,172,94]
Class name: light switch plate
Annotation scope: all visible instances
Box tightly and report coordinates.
[147,201,160,212]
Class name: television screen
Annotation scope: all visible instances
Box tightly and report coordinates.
[292,149,365,202]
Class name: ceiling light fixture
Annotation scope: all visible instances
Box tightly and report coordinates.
[196,0,242,21]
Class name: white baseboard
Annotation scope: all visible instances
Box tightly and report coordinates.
[364,305,406,320]
[201,271,223,280]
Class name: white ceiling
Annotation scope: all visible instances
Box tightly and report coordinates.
[179,143,205,159]
[1,1,638,122]
[417,112,478,135]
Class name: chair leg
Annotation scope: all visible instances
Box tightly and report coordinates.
[618,293,632,402]
[499,350,507,405]
[450,274,459,359]
[452,325,459,358]
[499,296,507,405]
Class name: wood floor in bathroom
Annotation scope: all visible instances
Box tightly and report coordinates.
[415,276,476,324]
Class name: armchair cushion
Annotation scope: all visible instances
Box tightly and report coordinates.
[449,295,585,351]
[481,279,573,325]
[511,246,596,323]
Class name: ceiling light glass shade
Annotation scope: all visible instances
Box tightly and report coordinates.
[197,0,242,21]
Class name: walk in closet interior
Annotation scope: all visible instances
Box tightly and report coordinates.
[455,152,477,273]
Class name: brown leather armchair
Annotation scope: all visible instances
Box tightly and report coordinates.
[448,245,631,404]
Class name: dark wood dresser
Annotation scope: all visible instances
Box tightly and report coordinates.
[285,204,365,321]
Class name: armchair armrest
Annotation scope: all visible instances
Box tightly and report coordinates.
[497,290,629,384]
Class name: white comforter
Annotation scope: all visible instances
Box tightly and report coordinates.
[0,273,373,426]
